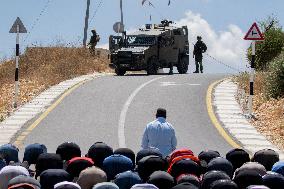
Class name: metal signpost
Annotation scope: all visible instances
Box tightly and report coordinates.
[244,22,264,117]
[9,17,27,108]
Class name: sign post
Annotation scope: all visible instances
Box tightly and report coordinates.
[9,17,27,108]
[244,22,264,117]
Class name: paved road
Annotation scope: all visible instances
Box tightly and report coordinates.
[20,74,233,156]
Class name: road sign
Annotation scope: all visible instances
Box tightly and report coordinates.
[9,17,27,108]
[113,22,124,33]
[244,22,264,40]
[9,17,27,33]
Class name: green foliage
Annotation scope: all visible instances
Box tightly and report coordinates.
[247,16,284,71]
[265,50,284,98]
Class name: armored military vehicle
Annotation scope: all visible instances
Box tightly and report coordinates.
[109,20,189,75]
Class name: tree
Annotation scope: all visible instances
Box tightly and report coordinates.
[247,16,284,71]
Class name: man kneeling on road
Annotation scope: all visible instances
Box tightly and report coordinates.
[141,108,177,157]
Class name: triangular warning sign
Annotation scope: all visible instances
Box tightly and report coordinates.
[9,17,27,33]
[244,22,264,40]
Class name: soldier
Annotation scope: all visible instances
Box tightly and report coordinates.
[89,29,100,55]
[193,36,207,73]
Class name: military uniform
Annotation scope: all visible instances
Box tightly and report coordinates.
[193,37,207,73]
[89,29,100,54]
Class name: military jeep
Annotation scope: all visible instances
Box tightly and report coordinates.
[109,20,189,75]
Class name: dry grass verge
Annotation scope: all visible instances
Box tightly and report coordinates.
[234,72,284,151]
[0,47,111,121]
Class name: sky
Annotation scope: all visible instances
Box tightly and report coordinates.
[0,0,283,73]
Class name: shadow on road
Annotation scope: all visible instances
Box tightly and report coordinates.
[115,73,189,77]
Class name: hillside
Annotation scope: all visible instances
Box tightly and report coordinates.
[235,50,284,150]
[0,47,111,121]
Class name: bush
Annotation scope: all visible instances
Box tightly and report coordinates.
[265,51,284,98]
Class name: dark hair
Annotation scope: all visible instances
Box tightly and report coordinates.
[156,108,167,118]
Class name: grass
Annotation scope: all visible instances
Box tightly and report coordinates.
[233,72,268,110]
[234,69,284,150]
[0,46,111,121]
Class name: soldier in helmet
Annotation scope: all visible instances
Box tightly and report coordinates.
[89,29,100,55]
[193,36,207,73]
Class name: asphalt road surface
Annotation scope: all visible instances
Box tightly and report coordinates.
[20,73,233,157]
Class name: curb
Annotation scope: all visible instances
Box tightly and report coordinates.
[213,79,284,160]
[0,73,109,146]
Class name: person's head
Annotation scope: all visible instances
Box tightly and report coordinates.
[137,155,167,182]
[156,108,167,119]
[201,170,231,189]
[169,158,201,178]
[226,148,250,171]
[102,154,133,181]
[56,142,81,161]
[114,171,142,189]
[114,148,136,168]
[8,175,40,189]
[136,148,162,164]
[176,174,200,187]
[210,179,238,189]
[198,150,220,173]
[130,184,158,189]
[0,165,30,189]
[54,181,81,189]
[233,162,266,178]
[262,172,284,189]
[197,36,202,41]
[147,171,175,189]
[0,144,19,163]
[23,143,47,166]
[87,142,113,168]
[93,182,119,189]
[77,166,107,189]
[39,169,72,189]
[233,169,263,189]
[35,153,63,178]
[251,149,279,170]
[207,157,234,178]
[272,161,284,176]
[66,157,94,178]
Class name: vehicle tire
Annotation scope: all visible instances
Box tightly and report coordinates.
[177,55,189,74]
[147,56,158,75]
[115,68,126,76]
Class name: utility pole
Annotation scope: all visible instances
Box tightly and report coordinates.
[83,0,91,47]
[120,0,125,39]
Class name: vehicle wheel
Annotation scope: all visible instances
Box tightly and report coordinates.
[177,55,189,74]
[115,68,126,76]
[147,56,158,75]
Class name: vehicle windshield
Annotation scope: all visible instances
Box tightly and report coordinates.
[127,35,156,46]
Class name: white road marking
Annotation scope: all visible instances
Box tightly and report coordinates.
[160,82,201,87]
[186,84,201,86]
[118,76,166,148]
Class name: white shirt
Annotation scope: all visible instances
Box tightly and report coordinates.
[141,117,177,157]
